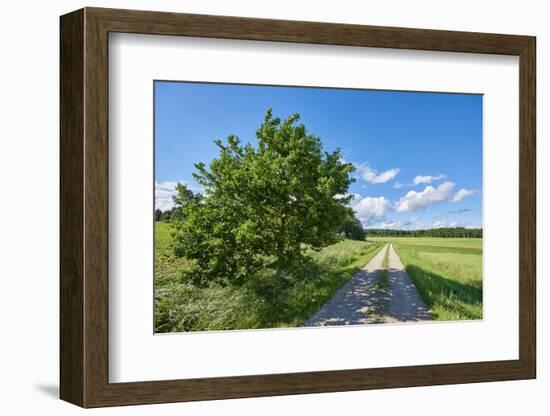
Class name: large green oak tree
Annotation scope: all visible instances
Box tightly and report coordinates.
[172,110,357,287]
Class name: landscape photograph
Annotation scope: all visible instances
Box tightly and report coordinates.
[154,81,483,333]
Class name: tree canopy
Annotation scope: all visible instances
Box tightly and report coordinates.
[171,109,356,287]
[339,215,367,241]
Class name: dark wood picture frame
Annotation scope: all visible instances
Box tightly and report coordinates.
[60,7,536,408]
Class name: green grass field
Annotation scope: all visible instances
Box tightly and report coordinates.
[155,222,383,332]
[370,236,482,321]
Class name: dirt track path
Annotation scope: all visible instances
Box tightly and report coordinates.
[382,244,431,323]
[303,243,431,327]
[303,244,388,326]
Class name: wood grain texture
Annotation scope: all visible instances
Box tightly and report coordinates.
[59,7,537,408]
[89,7,532,54]
[518,38,536,376]
[59,8,84,407]
[83,10,110,406]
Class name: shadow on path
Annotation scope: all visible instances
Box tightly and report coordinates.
[381,244,432,323]
[304,244,434,326]
[384,267,431,322]
[303,245,387,326]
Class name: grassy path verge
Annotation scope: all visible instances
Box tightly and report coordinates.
[155,222,383,332]
[371,237,482,321]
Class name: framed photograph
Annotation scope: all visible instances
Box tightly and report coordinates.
[60,7,536,408]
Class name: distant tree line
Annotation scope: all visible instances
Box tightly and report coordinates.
[366,227,482,238]
[155,207,182,222]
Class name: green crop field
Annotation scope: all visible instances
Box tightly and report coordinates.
[155,222,383,332]
[370,236,483,321]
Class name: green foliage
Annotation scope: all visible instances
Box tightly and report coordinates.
[339,215,366,241]
[366,227,482,238]
[155,208,162,222]
[172,109,356,288]
[160,210,172,221]
[156,206,184,222]
[405,264,482,320]
[155,222,383,332]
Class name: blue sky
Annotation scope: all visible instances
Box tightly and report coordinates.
[155,81,482,230]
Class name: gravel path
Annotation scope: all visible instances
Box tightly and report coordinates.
[381,244,431,323]
[303,243,431,327]
[303,244,388,326]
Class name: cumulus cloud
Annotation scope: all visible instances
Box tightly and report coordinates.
[393,174,446,189]
[352,196,392,225]
[452,188,478,203]
[358,164,400,184]
[155,180,203,211]
[413,174,446,185]
[368,218,481,230]
[395,181,455,212]
[335,192,362,202]
[430,220,459,228]
[427,220,481,229]
[155,181,179,211]
[372,219,416,230]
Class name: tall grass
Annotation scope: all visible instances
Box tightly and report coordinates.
[155,222,383,332]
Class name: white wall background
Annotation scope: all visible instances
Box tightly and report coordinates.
[0,0,545,414]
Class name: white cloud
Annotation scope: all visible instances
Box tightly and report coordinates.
[155,180,204,211]
[352,196,392,225]
[372,219,418,230]
[413,174,446,185]
[430,220,459,228]
[393,174,446,189]
[367,218,481,230]
[427,220,481,229]
[335,192,362,202]
[358,164,400,184]
[155,181,179,211]
[395,181,455,212]
[452,188,478,203]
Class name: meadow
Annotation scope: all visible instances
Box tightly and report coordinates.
[155,222,383,332]
[370,236,483,321]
